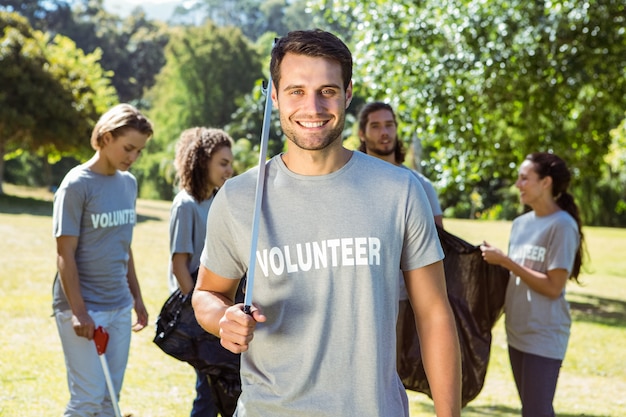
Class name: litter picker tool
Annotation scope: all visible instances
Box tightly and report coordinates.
[94,326,123,417]
[243,45,275,315]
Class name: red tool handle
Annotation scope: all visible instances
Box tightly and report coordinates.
[94,326,109,355]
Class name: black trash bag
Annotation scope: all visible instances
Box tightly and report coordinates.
[192,329,241,416]
[154,277,245,417]
[397,227,509,407]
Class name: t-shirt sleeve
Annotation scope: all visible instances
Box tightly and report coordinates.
[52,181,83,238]
[421,179,443,216]
[410,170,442,217]
[548,218,579,274]
[400,176,444,272]
[169,201,195,256]
[200,187,246,279]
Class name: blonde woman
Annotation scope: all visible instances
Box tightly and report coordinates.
[53,103,153,416]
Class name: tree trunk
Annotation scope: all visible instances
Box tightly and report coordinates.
[42,156,52,189]
[0,138,5,195]
[411,131,422,172]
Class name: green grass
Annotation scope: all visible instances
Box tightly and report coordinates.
[1,184,625,416]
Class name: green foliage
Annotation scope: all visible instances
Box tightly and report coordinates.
[41,33,118,151]
[147,22,262,142]
[4,153,79,188]
[6,0,623,225]
[0,0,73,32]
[3,152,46,187]
[132,151,174,200]
[313,0,626,225]
[231,138,259,176]
[66,2,170,103]
[226,79,284,163]
[138,22,262,197]
[2,1,169,103]
[604,113,626,221]
[0,11,117,190]
[131,132,177,201]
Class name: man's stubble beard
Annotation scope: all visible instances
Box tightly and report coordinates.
[281,112,347,151]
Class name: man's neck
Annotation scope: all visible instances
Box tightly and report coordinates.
[282,146,353,175]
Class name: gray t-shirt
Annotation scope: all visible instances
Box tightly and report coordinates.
[505,210,579,360]
[407,168,442,217]
[201,151,443,417]
[399,168,443,300]
[52,165,136,312]
[168,189,215,292]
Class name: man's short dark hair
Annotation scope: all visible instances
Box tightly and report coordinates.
[270,29,353,91]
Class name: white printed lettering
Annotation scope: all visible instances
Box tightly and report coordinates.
[354,237,368,265]
[327,239,341,267]
[284,246,298,273]
[296,243,312,271]
[256,237,383,277]
[269,247,285,275]
[369,237,381,265]
[257,250,270,277]
[313,241,327,269]
[90,209,135,229]
[341,238,354,266]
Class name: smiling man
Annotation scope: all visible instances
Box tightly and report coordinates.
[192,29,461,417]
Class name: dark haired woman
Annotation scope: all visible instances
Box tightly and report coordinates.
[480,152,585,417]
[168,127,235,416]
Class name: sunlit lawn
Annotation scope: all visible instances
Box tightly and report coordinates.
[1,184,624,416]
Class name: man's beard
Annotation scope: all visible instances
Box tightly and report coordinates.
[370,142,396,157]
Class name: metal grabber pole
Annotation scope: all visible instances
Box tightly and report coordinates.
[243,45,275,315]
[93,326,123,417]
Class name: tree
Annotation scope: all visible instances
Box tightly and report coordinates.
[312,0,626,225]
[1,0,170,105]
[0,11,117,193]
[147,22,261,141]
[226,79,284,167]
[602,113,626,226]
[0,0,73,32]
[135,21,262,199]
[64,0,170,103]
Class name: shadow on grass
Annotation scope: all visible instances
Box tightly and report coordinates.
[462,404,519,416]
[0,194,52,216]
[569,292,626,328]
[414,400,522,416]
[0,194,160,222]
[463,404,606,417]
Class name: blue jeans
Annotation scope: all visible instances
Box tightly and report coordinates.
[508,345,562,417]
[191,368,218,417]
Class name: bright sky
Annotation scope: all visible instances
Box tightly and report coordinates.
[112,0,176,4]
[103,0,181,19]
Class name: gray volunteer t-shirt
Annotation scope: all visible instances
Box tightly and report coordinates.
[168,189,215,293]
[201,151,443,417]
[505,210,579,360]
[52,165,136,312]
[399,167,442,300]
[407,167,442,217]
